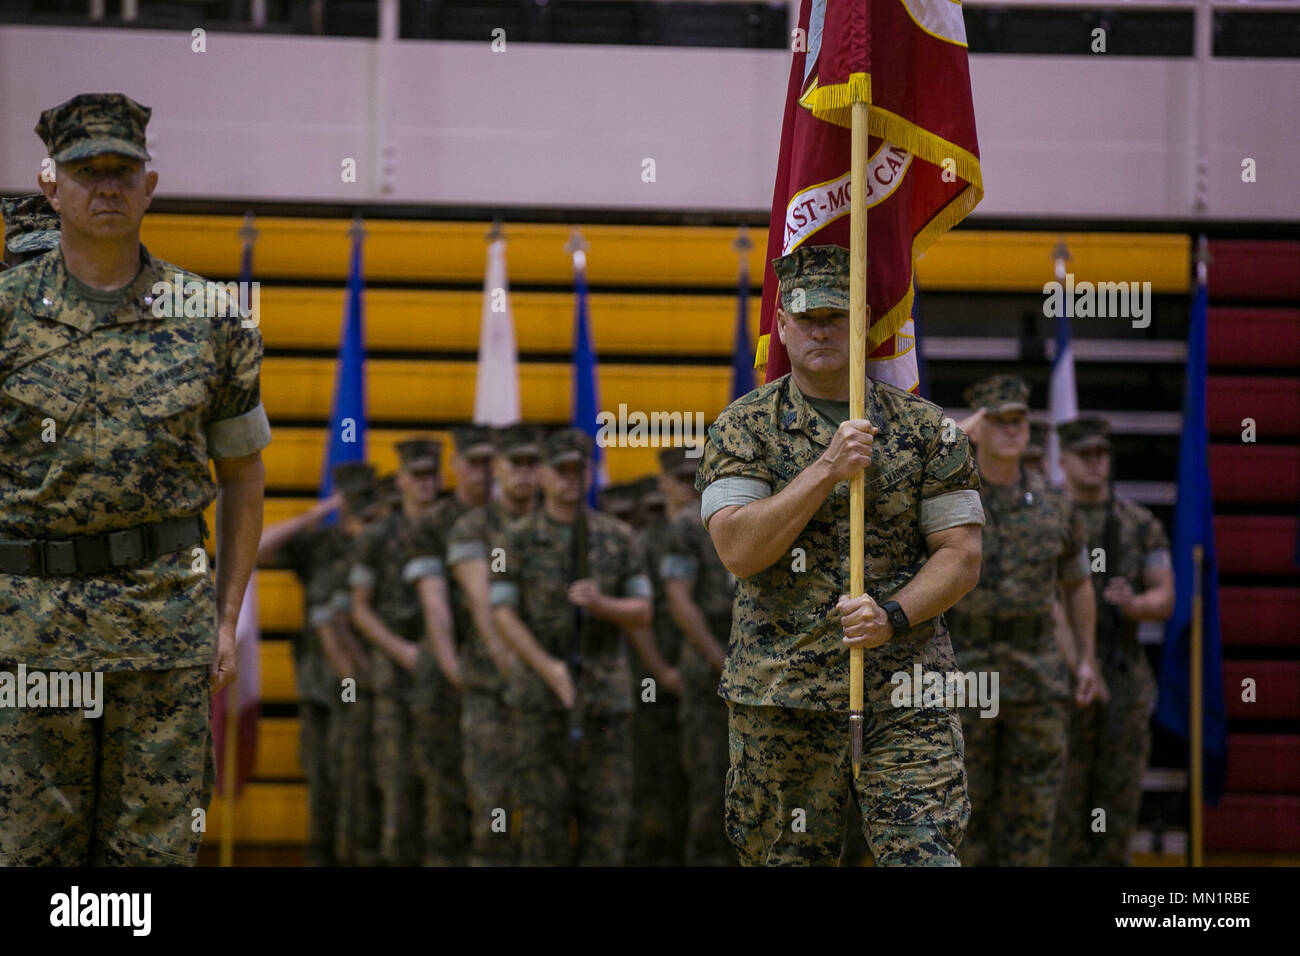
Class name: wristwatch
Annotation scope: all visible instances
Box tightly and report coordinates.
[879,600,910,635]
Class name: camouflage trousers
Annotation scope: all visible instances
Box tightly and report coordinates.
[1051,656,1155,866]
[627,697,687,866]
[725,703,968,867]
[0,665,214,866]
[959,699,1068,867]
[411,653,470,866]
[373,682,421,866]
[679,681,733,866]
[331,685,380,866]
[513,709,633,866]
[299,699,337,866]
[461,688,517,866]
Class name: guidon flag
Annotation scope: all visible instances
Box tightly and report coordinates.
[756,0,984,392]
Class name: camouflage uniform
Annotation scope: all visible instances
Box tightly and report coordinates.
[661,488,736,866]
[444,423,541,866]
[0,94,270,866]
[350,441,441,867]
[948,376,1091,867]
[697,244,985,867]
[1051,417,1170,866]
[490,430,652,866]
[626,474,688,866]
[1,194,60,269]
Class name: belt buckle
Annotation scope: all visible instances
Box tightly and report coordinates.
[106,528,146,567]
[44,539,78,575]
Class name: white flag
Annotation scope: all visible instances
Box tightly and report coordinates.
[1047,261,1078,486]
[473,237,522,426]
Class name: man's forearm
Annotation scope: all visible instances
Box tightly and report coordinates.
[591,595,651,631]
[665,581,726,668]
[453,560,516,674]
[351,594,412,662]
[888,536,980,628]
[492,605,561,676]
[317,619,354,680]
[1065,578,1097,663]
[416,576,459,680]
[708,459,838,578]
[214,460,264,631]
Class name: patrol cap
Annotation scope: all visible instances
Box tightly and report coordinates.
[494,424,543,459]
[544,428,593,467]
[963,374,1030,415]
[36,93,152,164]
[657,445,696,478]
[377,472,400,505]
[451,425,495,459]
[1,194,60,254]
[635,475,666,510]
[395,437,442,471]
[772,244,849,314]
[1057,415,1111,452]
[601,483,637,518]
[332,461,376,499]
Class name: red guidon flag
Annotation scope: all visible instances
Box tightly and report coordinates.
[756,0,983,391]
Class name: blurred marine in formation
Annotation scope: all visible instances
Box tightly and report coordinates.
[698,245,984,866]
[0,93,269,865]
[445,424,541,865]
[1,193,61,270]
[660,446,736,865]
[1050,415,1173,865]
[490,429,652,865]
[949,375,1098,867]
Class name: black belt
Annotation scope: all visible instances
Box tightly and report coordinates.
[946,611,1043,644]
[0,515,206,576]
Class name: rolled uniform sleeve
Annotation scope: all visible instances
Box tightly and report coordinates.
[919,424,984,534]
[206,312,271,459]
[489,525,521,608]
[660,515,699,582]
[447,510,488,567]
[696,408,774,528]
[1140,508,1173,571]
[621,532,653,600]
[349,524,383,591]
[1058,504,1092,586]
[403,517,445,582]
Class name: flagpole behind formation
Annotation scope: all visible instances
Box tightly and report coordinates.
[848,99,868,778]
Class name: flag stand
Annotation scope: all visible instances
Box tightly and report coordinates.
[1190,543,1204,867]
[220,681,237,867]
[848,99,869,777]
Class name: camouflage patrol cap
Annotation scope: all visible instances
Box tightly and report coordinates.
[963,374,1030,415]
[600,483,637,518]
[36,93,152,164]
[635,475,666,510]
[332,461,377,498]
[1057,415,1111,452]
[395,437,442,470]
[1024,421,1048,462]
[544,428,593,467]
[451,425,495,458]
[1,194,60,254]
[772,244,849,314]
[377,472,400,505]
[494,423,543,458]
[657,445,695,476]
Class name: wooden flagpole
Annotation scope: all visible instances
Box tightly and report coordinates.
[848,99,869,777]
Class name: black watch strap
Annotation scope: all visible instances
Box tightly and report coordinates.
[881,600,910,634]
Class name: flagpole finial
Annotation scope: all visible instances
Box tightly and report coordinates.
[1050,238,1072,280]
[349,213,366,242]
[238,210,258,246]
[1194,234,1212,286]
[487,216,505,242]
[732,225,753,255]
[565,228,589,270]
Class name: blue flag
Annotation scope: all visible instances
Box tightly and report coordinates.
[320,221,368,503]
[731,261,754,402]
[911,279,930,401]
[1156,256,1227,804]
[571,252,603,507]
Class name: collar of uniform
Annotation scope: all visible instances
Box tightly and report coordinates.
[23,244,167,331]
[778,374,884,448]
